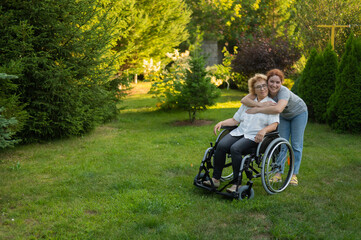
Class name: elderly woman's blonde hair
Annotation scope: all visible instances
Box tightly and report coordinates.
[248,73,267,95]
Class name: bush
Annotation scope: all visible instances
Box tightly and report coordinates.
[232,33,300,88]
[149,50,191,110]
[326,34,361,133]
[177,51,221,122]
[206,46,241,90]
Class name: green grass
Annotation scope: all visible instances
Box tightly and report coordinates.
[1,83,360,239]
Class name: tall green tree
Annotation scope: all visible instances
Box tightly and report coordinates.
[0,0,131,142]
[185,0,296,46]
[114,0,191,73]
[297,48,318,107]
[326,33,361,133]
[298,45,338,122]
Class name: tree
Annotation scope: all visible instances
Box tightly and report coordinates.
[114,0,191,73]
[293,0,361,57]
[0,0,131,143]
[184,0,297,48]
[177,50,221,122]
[315,45,338,122]
[297,45,338,122]
[297,48,318,108]
[326,34,361,133]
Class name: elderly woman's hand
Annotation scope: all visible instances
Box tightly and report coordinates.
[255,129,266,143]
[214,121,223,135]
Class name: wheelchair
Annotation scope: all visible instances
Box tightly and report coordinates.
[194,126,295,200]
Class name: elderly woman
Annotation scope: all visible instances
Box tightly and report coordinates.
[203,74,279,193]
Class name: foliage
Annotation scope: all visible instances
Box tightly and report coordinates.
[114,0,191,74]
[297,48,318,104]
[0,107,19,149]
[176,50,221,122]
[298,45,338,122]
[184,0,297,48]
[149,50,191,109]
[184,0,243,43]
[326,33,361,133]
[282,78,295,90]
[232,32,301,88]
[0,72,28,139]
[293,0,361,57]
[0,0,134,143]
[206,46,240,89]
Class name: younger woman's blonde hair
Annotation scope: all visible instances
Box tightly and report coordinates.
[248,73,267,95]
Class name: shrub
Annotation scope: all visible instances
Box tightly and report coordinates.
[232,33,300,88]
[177,51,221,122]
[206,46,240,89]
[149,50,191,110]
[326,34,361,133]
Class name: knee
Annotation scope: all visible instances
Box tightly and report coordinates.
[230,145,241,155]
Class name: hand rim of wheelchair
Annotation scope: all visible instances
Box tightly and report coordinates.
[261,138,295,195]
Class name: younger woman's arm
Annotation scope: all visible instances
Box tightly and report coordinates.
[246,99,288,115]
[241,94,277,107]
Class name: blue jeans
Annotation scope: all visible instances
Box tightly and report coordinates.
[278,111,308,175]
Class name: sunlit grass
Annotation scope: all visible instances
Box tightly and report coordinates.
[1,84,360,239]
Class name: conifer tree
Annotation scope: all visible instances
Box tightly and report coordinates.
[177,50,221,122]
[297,48,318,116]
[314,45,338,122]
[326,34,361,133]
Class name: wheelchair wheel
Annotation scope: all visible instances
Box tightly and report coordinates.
[261,138,294,195]
[238,186,255,200]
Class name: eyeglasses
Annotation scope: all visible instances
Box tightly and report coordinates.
[255,84,267,90]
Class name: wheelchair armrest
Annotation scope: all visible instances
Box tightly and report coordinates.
[221,126,238,131]
[264,131,279,138]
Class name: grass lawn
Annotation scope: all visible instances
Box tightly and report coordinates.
[1,82,360,239]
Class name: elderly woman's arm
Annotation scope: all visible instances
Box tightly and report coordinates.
[214,118,239,135]
[254,122,278,143]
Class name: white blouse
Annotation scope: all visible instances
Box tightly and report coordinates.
[230,96,279,141]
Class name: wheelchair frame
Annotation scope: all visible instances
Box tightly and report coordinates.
[194,126,295,200]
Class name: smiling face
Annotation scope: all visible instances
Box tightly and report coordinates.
[268,75,282,97]
[254,79,268,101]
